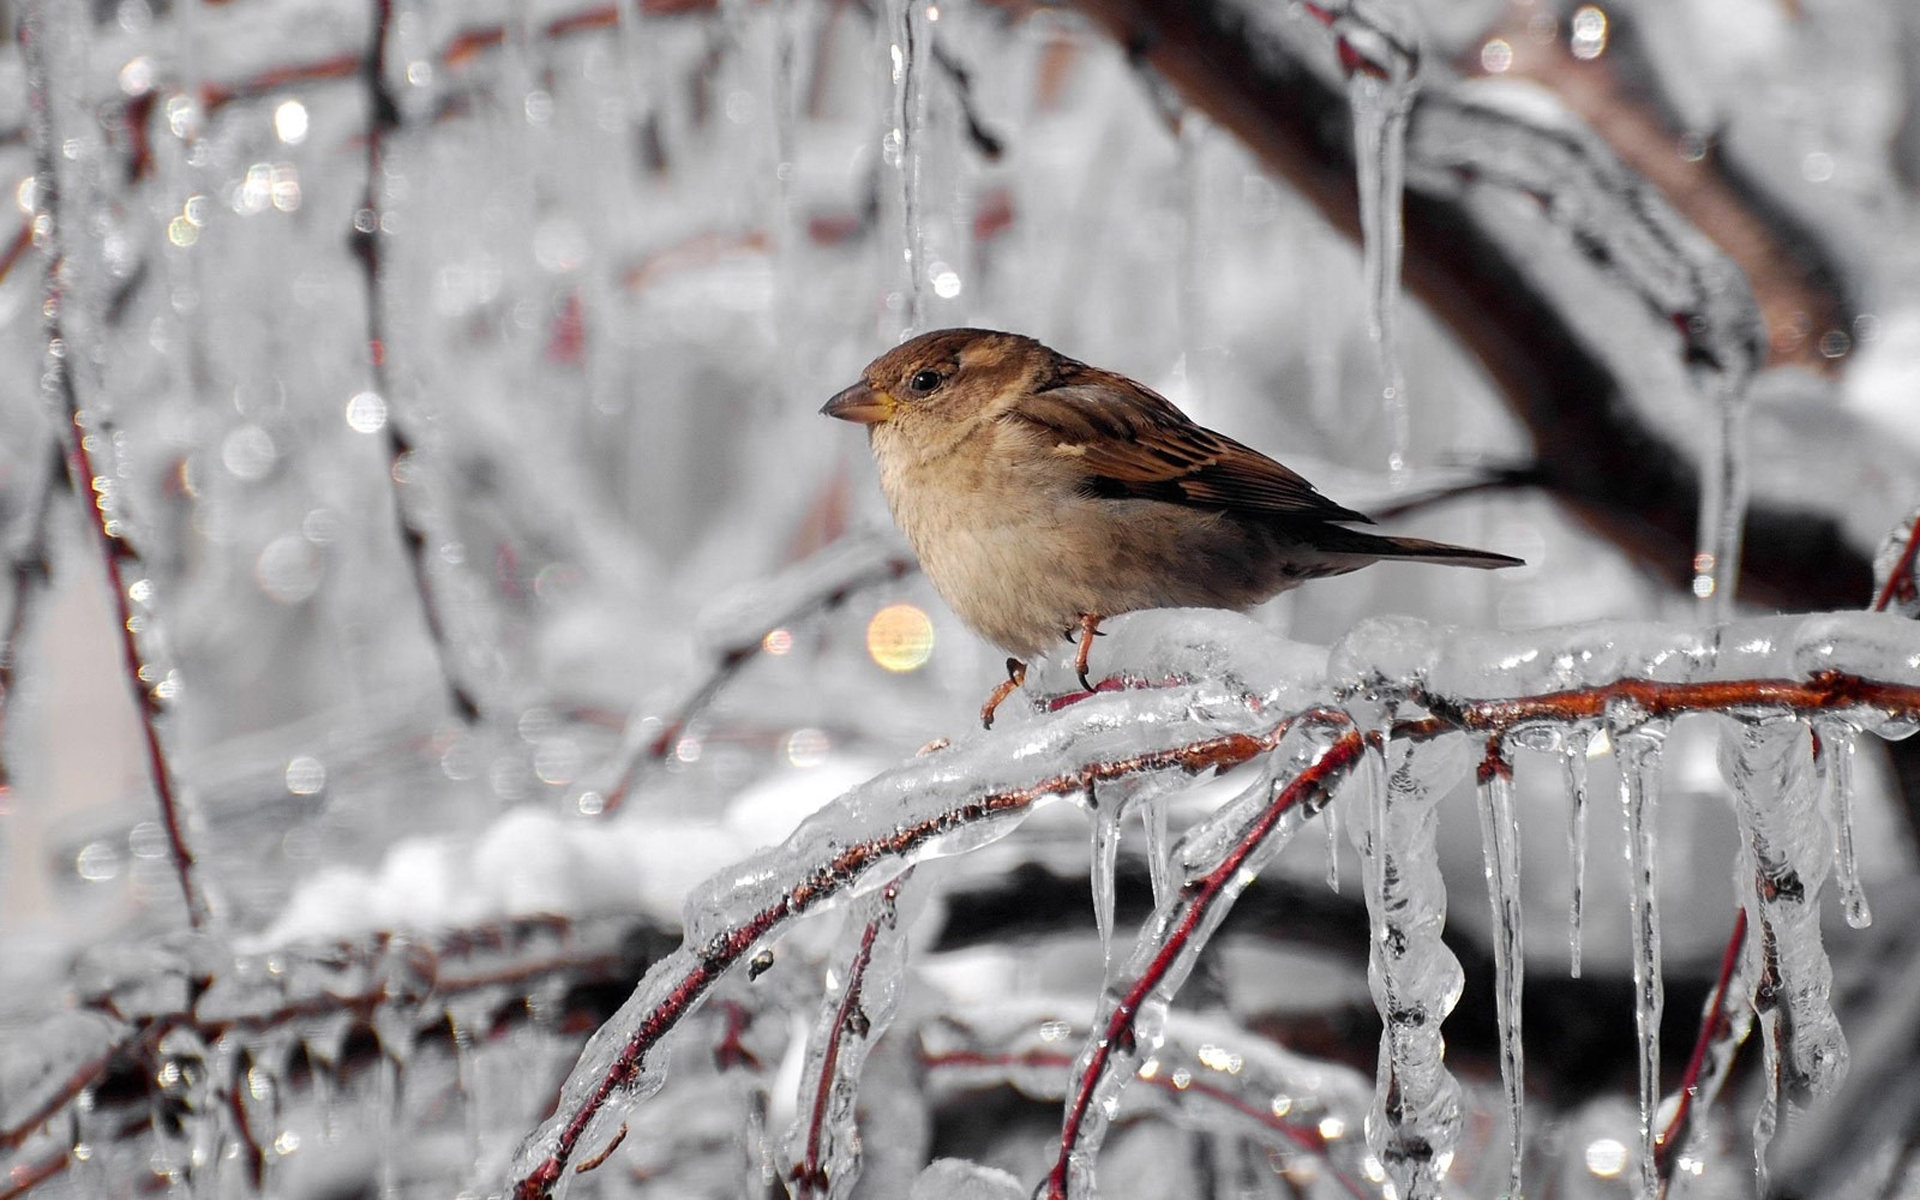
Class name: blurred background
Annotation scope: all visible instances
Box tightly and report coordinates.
[2,0,1919,1195]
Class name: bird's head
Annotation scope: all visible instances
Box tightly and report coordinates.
[821,328,1053,447]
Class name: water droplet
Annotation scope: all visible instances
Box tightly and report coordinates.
[256,534,322,604]
[866,603,934,672]
[345,391,387,433]
[222,425,277,480]
[285,756,326,796]
[273,99,309,145]
[76,841,122,881]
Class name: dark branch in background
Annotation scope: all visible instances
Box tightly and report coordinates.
[352,0,482,724]
[21,5,211,928]
[1051,0,1871,612]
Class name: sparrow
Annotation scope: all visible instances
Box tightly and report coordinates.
[822,328,1521,726]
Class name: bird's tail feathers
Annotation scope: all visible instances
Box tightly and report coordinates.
[1318,528,1524,570]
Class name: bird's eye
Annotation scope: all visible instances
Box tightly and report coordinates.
[908,369,943,394]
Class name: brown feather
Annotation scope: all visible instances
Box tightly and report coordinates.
[1002,361,1375,525]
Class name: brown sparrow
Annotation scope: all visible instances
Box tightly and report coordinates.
[823,328,1521,725]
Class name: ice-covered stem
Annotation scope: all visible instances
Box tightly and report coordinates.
[21,1,211,929]
[512,717,1290,1198]
[352,0,481,725]
[1058,0,1867,610]
[591,540,914,815]
[1655,908,1748,1192]
[1043,722,1367,1200]
[2,914,646,1153]
[788,869,917,1197]
[1871,505,1920,617]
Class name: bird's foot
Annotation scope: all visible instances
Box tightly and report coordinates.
[1072,614,1105,692]
[980,658,1027,730]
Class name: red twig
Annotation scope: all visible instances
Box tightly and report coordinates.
[0,1150,69,1200]
[1872,515,1920,614]
[511,728,1282,1197]
[1654,909,1748,1189]
[351,0,481,725]
[1042,727,1367,1199]
[22,7,211,928]
[792,871,910,1197]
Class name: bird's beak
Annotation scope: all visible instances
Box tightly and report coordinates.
[820,382,898,425]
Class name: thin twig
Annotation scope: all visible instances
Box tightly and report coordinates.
[353,0,481,724]
[1654,908,1748,1192]
[23,4,211,928]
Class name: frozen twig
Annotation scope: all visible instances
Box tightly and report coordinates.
[23,0,211,928]
[352,0,482,725]
[510,614,1920,1197]
[1654,908,1748,1195]
[788,869,915,1197]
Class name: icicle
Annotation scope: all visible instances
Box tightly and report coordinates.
[1090,791,1121,965]
[1816,720,1873,928]
[1615,722,1669,1198]
[881,0,930,337]
[1475,744,1525,1200]
[1563,734,1590,978]
[1139,789,1172,910]
[1691,377,1751,618]
[1059,721,1358,1198]
[1324,800,1343,893]
[1349,732,1469,1200]
[1328,0,1420,480]
[1722,718,1847,1192]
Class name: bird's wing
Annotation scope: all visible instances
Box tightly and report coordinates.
[1004,368,1374,525]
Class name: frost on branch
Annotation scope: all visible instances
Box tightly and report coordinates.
[501,608,1920,1197]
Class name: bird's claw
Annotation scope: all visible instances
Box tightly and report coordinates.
[980,658,1027,729]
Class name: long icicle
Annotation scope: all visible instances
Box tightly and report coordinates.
[1476,740,1525,1199]
[1615,723,1669,1198]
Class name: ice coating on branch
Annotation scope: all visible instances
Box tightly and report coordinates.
[1816,721,1873,928]
[1719,719,1847,1116]
[1026,608,1330,714]
[1615,724,1669,1199]
[1476,749,1526,1200]
[1871,503,1920,618]
[1328,614,1441,694]
[518,674,1289,1191]
[783,870,924,1198]
[908,1159,1026,1200]
[1344,733,1469,1200]
[684,676,1278,951]
[1057,719,1356,1198]
[1792,612,1920,738]
[1408,78,1764,380]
